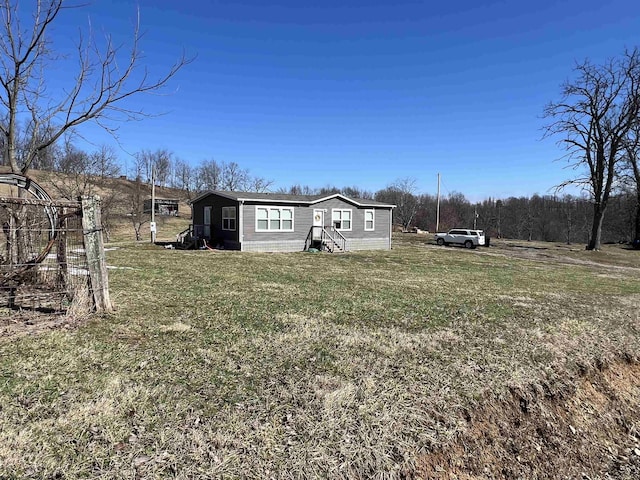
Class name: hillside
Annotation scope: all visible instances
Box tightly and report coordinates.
[0,167,193,242]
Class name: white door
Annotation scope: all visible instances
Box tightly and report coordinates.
[312,209,324,240]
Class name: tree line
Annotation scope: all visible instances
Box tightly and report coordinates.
[279,178,637,244]
[4,136,638,244]
[18,141,275,199]
[379,189,636,245]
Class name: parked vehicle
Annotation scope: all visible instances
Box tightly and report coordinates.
[434,228,485,249]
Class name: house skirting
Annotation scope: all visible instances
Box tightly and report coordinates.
[242,240,305,253]
[241,237,390,253]
[346,237,390,251]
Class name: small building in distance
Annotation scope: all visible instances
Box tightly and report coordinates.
[144,198,179,217]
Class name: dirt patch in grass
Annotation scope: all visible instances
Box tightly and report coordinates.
[475,238,640,271]
[0,309,85,338]
[418,359,640,479]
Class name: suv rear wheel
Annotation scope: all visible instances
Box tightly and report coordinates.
[464,240,474,249]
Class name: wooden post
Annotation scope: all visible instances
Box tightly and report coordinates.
[81,196,113,313]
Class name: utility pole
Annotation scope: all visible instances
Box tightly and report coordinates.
[150,166,156,243]
[473,205,478,230]
[436,173,440,233]
[497,200,502,238]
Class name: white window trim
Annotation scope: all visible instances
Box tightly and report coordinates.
[255,206,295,232]
[331,208,353,232]
[364,209,375,231]
[222,206,236,231]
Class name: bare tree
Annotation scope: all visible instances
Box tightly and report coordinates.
[135,148,172,186]
[0,0,190,175]
[342,186,374,200]
[544,48,640,250]
[50,139,93,199]
[193,158,270,193]
[317,185,341,196]
[47,139,120,240]
[0,121,57,170]
[530,195,560,242]
[92,145,120,179]
[127,177,149,241]
[197,158,222,191]
[131,151,146,181]
[495,199,503,238]
[221,161,248,191]
[622,121,640,241]
[50,140,120,197]
[153,149,172,187]
[375,177,418,231]
[246,176,273,193]
[280,184,316,195]
[559,195,577,244]
[172,158,196,197]
[413,193,436,232]
[55,137,90,176]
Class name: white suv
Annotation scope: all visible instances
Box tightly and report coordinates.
[434,229,485,249]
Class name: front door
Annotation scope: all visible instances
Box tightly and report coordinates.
[312,209,324,240]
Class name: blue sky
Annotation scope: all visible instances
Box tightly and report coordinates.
[50,0,640,201]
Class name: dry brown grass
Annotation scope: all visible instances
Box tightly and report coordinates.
[0,234,639,478]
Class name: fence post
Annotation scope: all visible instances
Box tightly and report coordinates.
[81,195,113,313]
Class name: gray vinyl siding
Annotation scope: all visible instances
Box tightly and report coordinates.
[242,202,311,243]
[312,198,391,240]
[241,198,392,252]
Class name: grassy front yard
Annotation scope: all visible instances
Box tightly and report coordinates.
[1,236,639,478]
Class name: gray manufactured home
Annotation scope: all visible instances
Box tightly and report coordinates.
[190,191,395,252]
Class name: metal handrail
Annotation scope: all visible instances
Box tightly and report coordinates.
[329,226,347,251]
[322,228,335,252]
[305,226,347,252]
[304,227,315,251]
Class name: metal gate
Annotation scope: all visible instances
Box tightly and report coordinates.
[1,174,112,325]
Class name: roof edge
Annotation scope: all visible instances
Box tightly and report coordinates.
[190,190,395,208]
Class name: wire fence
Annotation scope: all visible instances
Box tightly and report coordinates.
[1,198,91,322]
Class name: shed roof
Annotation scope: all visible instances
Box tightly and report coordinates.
[191,190,395,208]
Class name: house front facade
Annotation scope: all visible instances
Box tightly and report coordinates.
[190,191,395,252]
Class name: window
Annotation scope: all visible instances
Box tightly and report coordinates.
[222,206,236,231]
[332,209,352,231]
[364,209,375,231]
[256,207,294,231]
[203,206,212,238]
[282,208,293,230]
[270,208,280,230]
